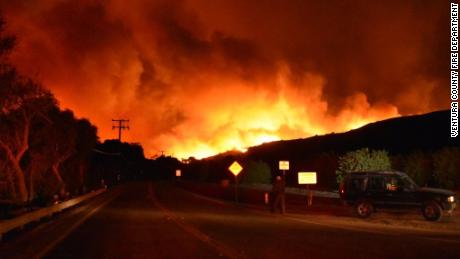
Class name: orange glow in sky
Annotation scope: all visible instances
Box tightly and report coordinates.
[1,0,448,159]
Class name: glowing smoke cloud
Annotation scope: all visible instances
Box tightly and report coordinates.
[0,0,449,158]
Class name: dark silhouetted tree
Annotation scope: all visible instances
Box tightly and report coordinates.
[433,147,460,190]
[0,17,98,204]
[0,17,56,203]
[392,151,432,187]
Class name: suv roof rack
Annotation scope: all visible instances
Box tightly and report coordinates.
[346,171,407,176]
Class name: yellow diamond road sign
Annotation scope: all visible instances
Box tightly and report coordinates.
[229,161,243,176]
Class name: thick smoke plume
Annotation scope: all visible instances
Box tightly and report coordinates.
[0,0,450,158]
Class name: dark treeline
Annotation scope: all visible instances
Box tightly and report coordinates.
[91,140,145,187]
[90,140,182,185]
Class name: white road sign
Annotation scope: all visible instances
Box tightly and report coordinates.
[298,172,317,184]
[279,161,290,170]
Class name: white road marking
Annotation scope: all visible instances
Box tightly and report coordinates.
[148,183,248,259]
[35,189,121,258]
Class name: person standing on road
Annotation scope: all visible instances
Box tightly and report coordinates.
[271,175,286,214]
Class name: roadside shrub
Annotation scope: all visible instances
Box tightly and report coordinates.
[336,148,391,183]
[242,160,272,184]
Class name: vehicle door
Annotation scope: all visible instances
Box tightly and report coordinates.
[383,175,418,208]
[366,175,387,206]
[346,175,368,201]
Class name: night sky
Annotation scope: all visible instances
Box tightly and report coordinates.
[0,0,452,158]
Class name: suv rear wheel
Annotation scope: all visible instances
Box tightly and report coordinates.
[355,200,373,218]
[422,201,442,221]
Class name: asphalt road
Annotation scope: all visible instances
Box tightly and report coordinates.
[1,181,459,259]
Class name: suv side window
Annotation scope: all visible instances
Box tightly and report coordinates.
[368,176,385,191]
[401,176,417,191]
[349,176,367,192]
[384,176,403,192]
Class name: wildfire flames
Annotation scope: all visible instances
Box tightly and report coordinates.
[0,0,449,158]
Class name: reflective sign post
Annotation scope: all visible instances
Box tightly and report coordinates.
[306,185,312,207]
[298,172,317,207]
[229,161,243,202]
[175,169,181,182]
[279,161,289,180]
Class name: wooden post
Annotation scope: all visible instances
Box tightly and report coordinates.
[306,184,313,207]
[235,175,239,203]
[264,192,269,205]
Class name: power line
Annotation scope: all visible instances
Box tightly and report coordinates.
[112,119,129,142]
[92,148,121,156]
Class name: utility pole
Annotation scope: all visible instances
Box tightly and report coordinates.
[112,119,129,142]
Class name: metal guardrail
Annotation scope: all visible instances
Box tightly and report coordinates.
[238,183,340,198]
[180,180,339,199]
[0,188,106,240]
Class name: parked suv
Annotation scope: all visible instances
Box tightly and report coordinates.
[339,171,457,221]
